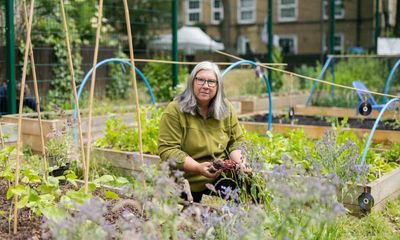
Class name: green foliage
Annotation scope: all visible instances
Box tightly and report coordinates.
[143,58,188,102]
[46,134,72,167]
[106,50,132,100]
[294,63,320,90]
[312,58,390,107]
[95,106,164,154]
[271,47,284,91]
[104,0,171,49]
[382,143,400,163]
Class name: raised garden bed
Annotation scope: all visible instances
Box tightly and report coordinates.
[240,113,400,144]
[294,104,397,120]
[92,147,160,172]
[343,166,400,214]
[1,111,136,152]
[229,92,309,114]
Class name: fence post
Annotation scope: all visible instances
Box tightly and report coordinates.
[6,0,16,114]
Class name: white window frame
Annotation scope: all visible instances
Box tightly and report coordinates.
[323,33,344,53]
[278,0,298,22]
[237,36,250,54]
[277,34,298,54]
[185,0,203,25]
[237,0,256,24]
[211,0,224,25]
[323,0,345,20]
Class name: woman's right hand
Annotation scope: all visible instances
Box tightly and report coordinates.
[197,162,222,178]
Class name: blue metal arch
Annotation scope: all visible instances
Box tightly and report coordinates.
[359,98,400,169]
[73,58,156,120]
[222,60,273,132]
[73,58,156,141]
[383,59,400,103]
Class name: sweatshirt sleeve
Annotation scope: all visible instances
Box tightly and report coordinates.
[158,102,188,170]
[227,101,245,153]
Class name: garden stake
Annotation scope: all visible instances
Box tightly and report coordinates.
[123,0,144,167]
[289,73,295,124]
[215,50,398,100]
[84,0,103,193]
[13,0,35,234]
[0,123,5,149]
[60,0,87,174]
[23,1,48,181]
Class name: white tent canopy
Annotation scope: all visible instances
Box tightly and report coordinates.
[148,26,224,55]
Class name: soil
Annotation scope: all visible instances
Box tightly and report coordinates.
[240,113,400,131]
[0,181,43,240]
[0,180,140,239]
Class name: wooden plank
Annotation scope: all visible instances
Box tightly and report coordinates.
[294,105,396,120]
[92,147,160,171]
[240,121,400,144]
[2,112,138,151]
[229,92,309,114]
[2,115,62,136]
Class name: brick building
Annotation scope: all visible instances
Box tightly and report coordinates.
[180,0,385,58]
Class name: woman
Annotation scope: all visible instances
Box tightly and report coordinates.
[158,61,246,203]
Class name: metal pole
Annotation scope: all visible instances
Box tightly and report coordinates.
[329,0,335,55]
[329,0,336,97]
[6,0,16,114]
[172,0,179,88]
[375,0,380,52]
[267,0,273,89]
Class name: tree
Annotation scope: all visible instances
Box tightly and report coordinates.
[104,0,171,51]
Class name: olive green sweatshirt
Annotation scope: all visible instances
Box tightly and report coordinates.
[158,100,244,192]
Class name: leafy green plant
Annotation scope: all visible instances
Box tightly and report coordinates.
[143,57,188,102]
[382,143,400,163]
[95,106,164,154]
[270,47,284,91]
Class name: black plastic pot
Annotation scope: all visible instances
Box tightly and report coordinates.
[49,163,70,184]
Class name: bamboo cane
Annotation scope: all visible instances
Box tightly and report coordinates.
[122,0,144,167]
[13,0,35,234]
[59,0,87,175]
[23,1,48,181]
[0,123,5,149]
[84,0,103,193]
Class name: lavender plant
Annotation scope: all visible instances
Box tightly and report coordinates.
[42,198,117,240]
[306,130,370,202]
[264,161,346,239]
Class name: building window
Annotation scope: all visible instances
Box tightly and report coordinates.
[323,0,345,19]
[277,35,297,54]
[186,0,202,25]
[237,0,256,24]
[323,33,344,53]
[211,0,224,24]
[278,0,297,22]
[237,36,251,54]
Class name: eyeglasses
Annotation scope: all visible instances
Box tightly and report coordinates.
[195,77,218,87]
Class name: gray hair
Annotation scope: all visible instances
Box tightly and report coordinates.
[175,61,229,120]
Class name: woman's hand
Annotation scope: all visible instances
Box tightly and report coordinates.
[197,162,222,178]
[183,156,221,178]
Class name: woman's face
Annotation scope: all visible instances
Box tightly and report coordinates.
[193,69,218,107]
